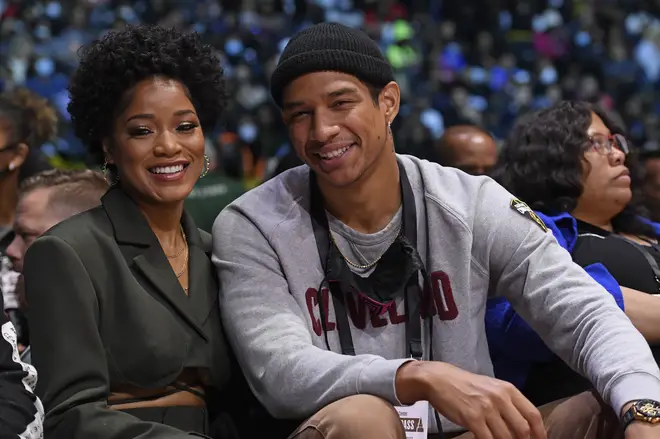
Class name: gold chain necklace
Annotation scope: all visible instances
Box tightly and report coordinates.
[174,231,189,279]
[165,244,185,259]
[329,226,402,270]
[165,226,186,259]
[164,225,188,279]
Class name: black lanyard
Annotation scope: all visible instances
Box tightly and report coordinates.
[309,160,425,360]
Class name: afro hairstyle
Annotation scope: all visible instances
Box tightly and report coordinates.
[67,25,225,163]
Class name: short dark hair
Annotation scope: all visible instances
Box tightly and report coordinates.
[0,88,56,182]
[67,25,226,165]
[493,101,653,236]
[364,81,383,106]
[435,125,493,166]
[20,169,108,217]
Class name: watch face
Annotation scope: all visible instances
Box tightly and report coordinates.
[636,400,660,419]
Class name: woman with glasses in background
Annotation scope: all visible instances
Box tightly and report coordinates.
[486,101,660,408]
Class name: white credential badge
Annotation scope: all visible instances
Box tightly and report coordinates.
[394,400,429,439]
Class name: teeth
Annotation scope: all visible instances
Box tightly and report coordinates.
[151,164,184,174]
[319,146,350,159]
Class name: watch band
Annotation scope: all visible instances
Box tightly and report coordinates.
[622,406,637,431]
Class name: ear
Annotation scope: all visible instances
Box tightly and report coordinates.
[9,143,29,170]
[379,81,401,126]
[102,139,115,164]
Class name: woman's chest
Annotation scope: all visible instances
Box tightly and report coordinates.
[573,236,660,294]
[94,264,230,388]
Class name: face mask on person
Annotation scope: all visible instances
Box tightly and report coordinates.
[539,66,558,85]
[45,1,62,19]
[225,39,244,56]
[34,24,51,40]
[238,123,258,143]
[35,57,55,77]
[9,58,28,83]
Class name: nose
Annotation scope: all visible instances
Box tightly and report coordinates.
[610,147,626,166]
[153,130,182,156]
[310,110,340,144]
[6,235,24,272]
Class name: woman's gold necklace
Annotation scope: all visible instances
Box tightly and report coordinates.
[166,226,188,279]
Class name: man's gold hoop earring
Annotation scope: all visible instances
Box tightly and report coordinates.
[200,154,210,178]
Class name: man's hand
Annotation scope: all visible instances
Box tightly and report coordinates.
[625,422,660,438]
[396,361,546,439]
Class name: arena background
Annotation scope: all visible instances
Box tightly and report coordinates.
[2,0,660,229]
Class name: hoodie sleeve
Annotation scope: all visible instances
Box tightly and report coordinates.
[474,179,660,415]
[486,262,624,364]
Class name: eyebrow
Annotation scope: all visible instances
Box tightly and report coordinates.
[282,87,360,111]
[13,221,40,237]
[125,109,196,123]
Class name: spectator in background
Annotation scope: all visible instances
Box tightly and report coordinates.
[23,25,237,439]
[0,88,54,350]
[641,150,660,223]
[490,101,660,406]
[433,125,498,175]
[4,169,107,362]
[634,24,660,83]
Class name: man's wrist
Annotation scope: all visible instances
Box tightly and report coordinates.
[622,401,635,419]
[395,360,428,404]
[621,399,660,433]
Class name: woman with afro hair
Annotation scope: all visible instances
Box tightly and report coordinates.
[22,25,239,438]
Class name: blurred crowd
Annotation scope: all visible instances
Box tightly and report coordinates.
[2,0,660,187]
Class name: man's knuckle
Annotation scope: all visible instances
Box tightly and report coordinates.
[479,396,495,412]
[527,408,543,424]
[462,409,480,425]
[514,424,531,438]
[503,381,517,392]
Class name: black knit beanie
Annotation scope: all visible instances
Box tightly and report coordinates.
[270,23,395,107]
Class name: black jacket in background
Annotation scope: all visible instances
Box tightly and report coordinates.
[0,291,43,438]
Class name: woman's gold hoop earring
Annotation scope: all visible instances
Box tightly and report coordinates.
[200,154,210,178]
[102,161,118,185]
[101,161,109,182]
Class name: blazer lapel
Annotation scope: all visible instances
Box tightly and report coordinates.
[182,211,217,332]
[101,187,208,340]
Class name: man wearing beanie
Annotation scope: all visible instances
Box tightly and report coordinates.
[213,23,660,439]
